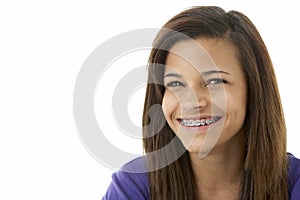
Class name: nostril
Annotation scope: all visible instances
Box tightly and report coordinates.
[179,97,209,108]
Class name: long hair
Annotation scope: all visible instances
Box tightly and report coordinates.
[142,6,288,200]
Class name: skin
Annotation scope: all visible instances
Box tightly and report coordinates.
[162,38,247,199]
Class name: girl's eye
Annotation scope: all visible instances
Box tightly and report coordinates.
[205,78,227,86]
[165,81,185,88]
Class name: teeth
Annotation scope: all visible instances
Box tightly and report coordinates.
[194,120,201,126]
[200,119,206,126]
[182,117,218,127]
[206,119,214,125]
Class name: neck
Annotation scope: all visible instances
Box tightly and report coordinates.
[190,130,245,196]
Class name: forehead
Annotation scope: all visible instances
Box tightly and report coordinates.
[165,38,240,75]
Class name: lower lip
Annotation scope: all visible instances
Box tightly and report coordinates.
[178,118,222,132]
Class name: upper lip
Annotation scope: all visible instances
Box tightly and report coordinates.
[177,115,221,120]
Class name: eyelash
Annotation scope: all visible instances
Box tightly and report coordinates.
[166,81,185,87]
[165,78,227,88]
[204,78,228,86]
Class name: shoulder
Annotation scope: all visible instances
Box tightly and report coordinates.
[288,153,300,199]
[102,157,150,200]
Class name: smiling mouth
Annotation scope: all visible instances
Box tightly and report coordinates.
[178,116,222,127]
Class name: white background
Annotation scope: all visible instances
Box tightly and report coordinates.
[1,0,300,199]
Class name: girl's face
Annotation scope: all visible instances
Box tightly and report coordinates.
[162,38,247,156]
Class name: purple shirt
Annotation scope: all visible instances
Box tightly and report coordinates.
[103,153,300,199]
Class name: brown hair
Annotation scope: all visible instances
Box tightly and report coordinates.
[142,6,288,200]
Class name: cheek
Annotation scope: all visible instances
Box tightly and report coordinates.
[162,90,179,120]
[232,88,247,112]
[225,89,247,123]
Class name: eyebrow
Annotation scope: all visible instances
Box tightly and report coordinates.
[164,73,182,78]
[164,70,231,78]
[202,70,231,76]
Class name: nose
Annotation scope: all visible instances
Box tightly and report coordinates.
[179,86,209,111]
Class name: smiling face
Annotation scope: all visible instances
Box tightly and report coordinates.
[162,38,247,156]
